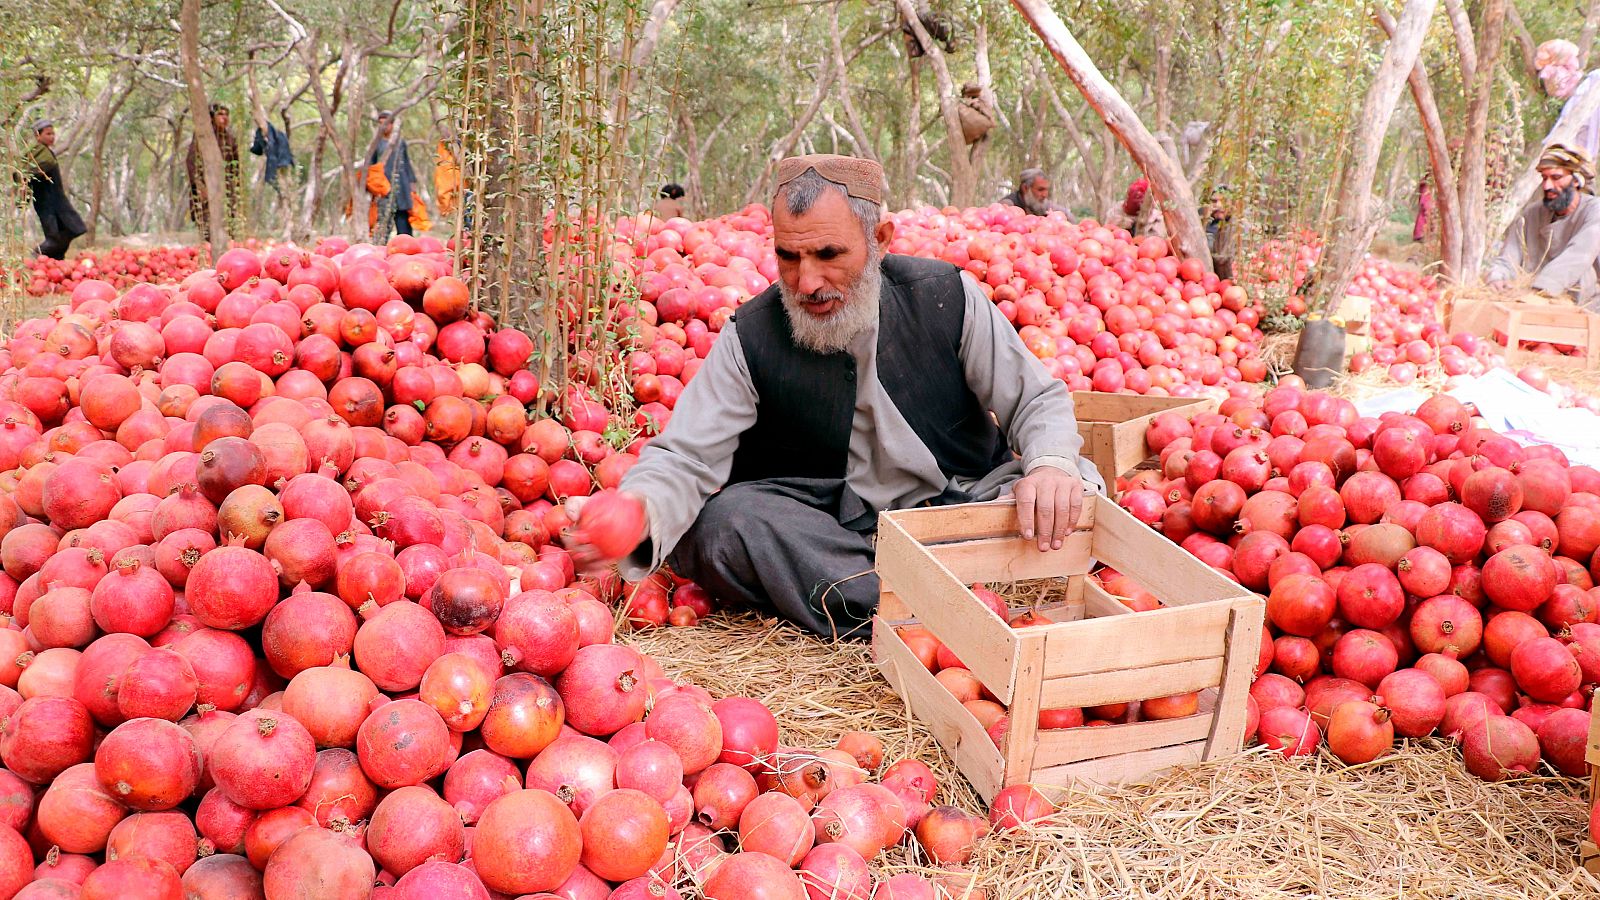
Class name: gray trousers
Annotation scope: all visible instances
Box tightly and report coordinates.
[668,479,878,641]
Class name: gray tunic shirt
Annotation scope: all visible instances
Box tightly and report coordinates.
[618,272,1103,579]
[1488,194,1600,308]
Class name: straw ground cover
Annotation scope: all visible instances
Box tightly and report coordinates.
[626,612,1599,899]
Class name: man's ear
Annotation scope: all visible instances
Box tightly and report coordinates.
[875,218,895,249]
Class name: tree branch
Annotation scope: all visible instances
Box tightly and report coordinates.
[1503,1,1539,84]
[1443,0,1477,85]
[1584,0,1600,70]
[1009,0,1210,264]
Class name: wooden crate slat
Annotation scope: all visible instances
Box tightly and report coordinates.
[999,630,1048,788]
[1081,580,1134,618]
[1582,840,1600,876]
[872,618,1004,801]
[1089,500,1252,606]
[1206,599,1267,760]
[1040,599,1234,678]
[1029,740,1208,788]
[1588,701,1600,766]
[886,501,1093,544]
[874,516,1020,703]
[1034,714,1214,766]
[928,532,1094,584]
[1039,657,1225,709]
[1069,392,1208,421]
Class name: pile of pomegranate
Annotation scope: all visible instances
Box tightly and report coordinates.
[0,236,1060,898]
[19,247,206,296]
[1119,377,1595,782]
[619,204,1273,404]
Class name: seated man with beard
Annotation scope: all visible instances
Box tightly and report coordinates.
[1488,143,1600,309]
[999,168,1070,217]
[567,154,1103,639]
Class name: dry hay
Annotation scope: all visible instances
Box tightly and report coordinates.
[1323,364,1449,403]
[1259,333,1299,379]
[970,744,1595,900]
[625,613,1599,900]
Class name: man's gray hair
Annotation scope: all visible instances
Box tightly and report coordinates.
[777,169,882,250]
[1018,168,1047,188]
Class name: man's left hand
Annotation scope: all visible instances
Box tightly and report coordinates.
[1013,466,1085,552]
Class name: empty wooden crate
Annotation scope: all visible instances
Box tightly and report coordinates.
[1446,295,1600,369]
[871,494,1264,803]
[1071,392,1217,488]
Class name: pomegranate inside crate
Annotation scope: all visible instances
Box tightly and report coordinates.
[871,495,1264,802]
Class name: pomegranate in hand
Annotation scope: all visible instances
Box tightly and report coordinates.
[567,489,648,564]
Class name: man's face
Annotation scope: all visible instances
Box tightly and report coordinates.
[1026,178,1051,205]
[213,109,229,130]
[1541,166,1578,214]
[1541,167,1575,200]
[36,127,54,147]
[379,115,395,137]
[773,188,872,320]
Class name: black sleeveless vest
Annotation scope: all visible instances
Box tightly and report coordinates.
[725,254,1011,487]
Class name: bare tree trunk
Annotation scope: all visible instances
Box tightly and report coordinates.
[628,0,682,74]
[1153,38,1173,134]
[1378,3,1463,277]
[1311,0,1437,318]
[968,12,996,198]
[896,0,977,207]
[1443,0,1478,85]
[167,119,189,232]
[86,70,134,245]
[341,42,374,241]
[180,0,230,252]
[1009,0,1210,265]
[1096,126,1120,219]
[830,4,878,166]
[900,57,925,205]
[1582,0,1600,70]
[1457,0,1506,278]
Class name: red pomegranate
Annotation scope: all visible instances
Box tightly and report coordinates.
[472,789,582,895]
[207,709,316,810]
[367,784,466,877]
[1459,714,1539,781]
[1508,636,1583,703]
[356,699,451,789]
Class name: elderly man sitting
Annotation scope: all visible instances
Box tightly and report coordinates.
[566,154,1103,639]
[1488,143,1600,308]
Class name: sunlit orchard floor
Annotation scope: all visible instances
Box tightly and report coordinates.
[625,613,1599,900]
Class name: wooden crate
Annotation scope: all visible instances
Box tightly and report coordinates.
[871,495,1264,803]
[1446,296,1600,369]
[1582,717,1600,874]
[1071,392,1217,488]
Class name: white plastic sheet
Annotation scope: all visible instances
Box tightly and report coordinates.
[1351,369,1600,468]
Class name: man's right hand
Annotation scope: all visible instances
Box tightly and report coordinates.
[562,492,650,576]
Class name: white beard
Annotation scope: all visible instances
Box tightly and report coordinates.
[779,254,883,354]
